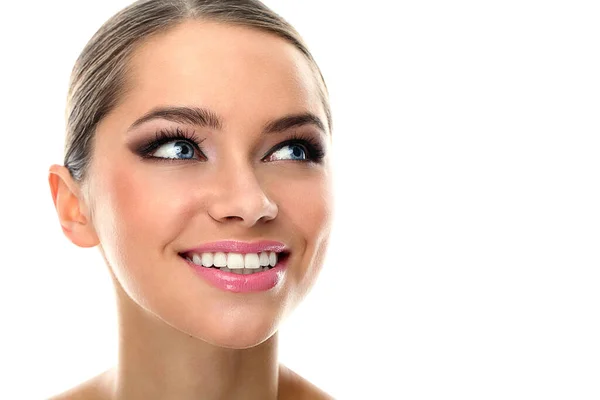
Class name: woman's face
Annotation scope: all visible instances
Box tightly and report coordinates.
[85,20,333,348]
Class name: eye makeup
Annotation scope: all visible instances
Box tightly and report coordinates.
[263,132,326,163]
[132,126,207,161]
[131,126,326,163]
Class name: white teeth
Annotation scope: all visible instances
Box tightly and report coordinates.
[244,253,260,269]
[201,253,214,267]
[213,252,227,267]
[227,253,244,269]
[186,251,282,271]
[259,252,270,266]
[192,254,202,266]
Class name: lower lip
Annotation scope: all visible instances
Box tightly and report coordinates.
[183,256,288,293]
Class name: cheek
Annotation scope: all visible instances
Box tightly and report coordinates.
[91,163,202,308]
[92,163,195,263]
[110,175,173,234]
[271,171,333,290]
[276,171,333,239]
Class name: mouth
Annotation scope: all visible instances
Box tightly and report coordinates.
[178,250,291,275]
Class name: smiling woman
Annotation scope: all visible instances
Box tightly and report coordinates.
[47,1,334,399]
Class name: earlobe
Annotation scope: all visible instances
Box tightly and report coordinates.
[48,164,99,248]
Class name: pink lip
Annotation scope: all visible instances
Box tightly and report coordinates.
[182,254,289,293]
[180,240,289,255]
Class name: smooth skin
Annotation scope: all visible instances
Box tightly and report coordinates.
[49,20,333,400]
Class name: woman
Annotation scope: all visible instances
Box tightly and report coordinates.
[47,0,334,398]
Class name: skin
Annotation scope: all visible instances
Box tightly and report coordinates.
[48,20,333,400]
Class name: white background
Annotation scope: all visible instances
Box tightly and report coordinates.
[1,0,599,399]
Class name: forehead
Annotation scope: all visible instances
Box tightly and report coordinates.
[121,19,323,129]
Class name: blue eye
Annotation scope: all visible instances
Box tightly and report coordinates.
[269,143,308,161]
[135,128,326,164]
[153,140,197,159]
[263,135,325,163]
[134,127,206,161]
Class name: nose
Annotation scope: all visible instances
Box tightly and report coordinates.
[207,162,278,227]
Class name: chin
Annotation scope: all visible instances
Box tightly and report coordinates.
[193,322,278,350]
[160,304,282,349]
[215,333,276,350]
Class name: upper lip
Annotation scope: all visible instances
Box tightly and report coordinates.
[180,240,289,255]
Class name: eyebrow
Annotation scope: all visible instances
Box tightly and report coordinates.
[128,106,327,135]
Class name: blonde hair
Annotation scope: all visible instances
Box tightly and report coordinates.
[64,0,331,181]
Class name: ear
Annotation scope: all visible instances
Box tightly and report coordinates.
[48,164,100,248]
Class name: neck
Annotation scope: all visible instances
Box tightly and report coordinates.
[109,280,280,400]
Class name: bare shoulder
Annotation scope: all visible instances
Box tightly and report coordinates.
[47,369,113,400]
[278,364,335,400]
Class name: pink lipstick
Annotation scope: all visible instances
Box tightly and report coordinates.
[179,240,290,293]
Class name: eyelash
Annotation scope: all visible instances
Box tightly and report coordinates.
[135,127,326,163]
[136,127,206,160]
